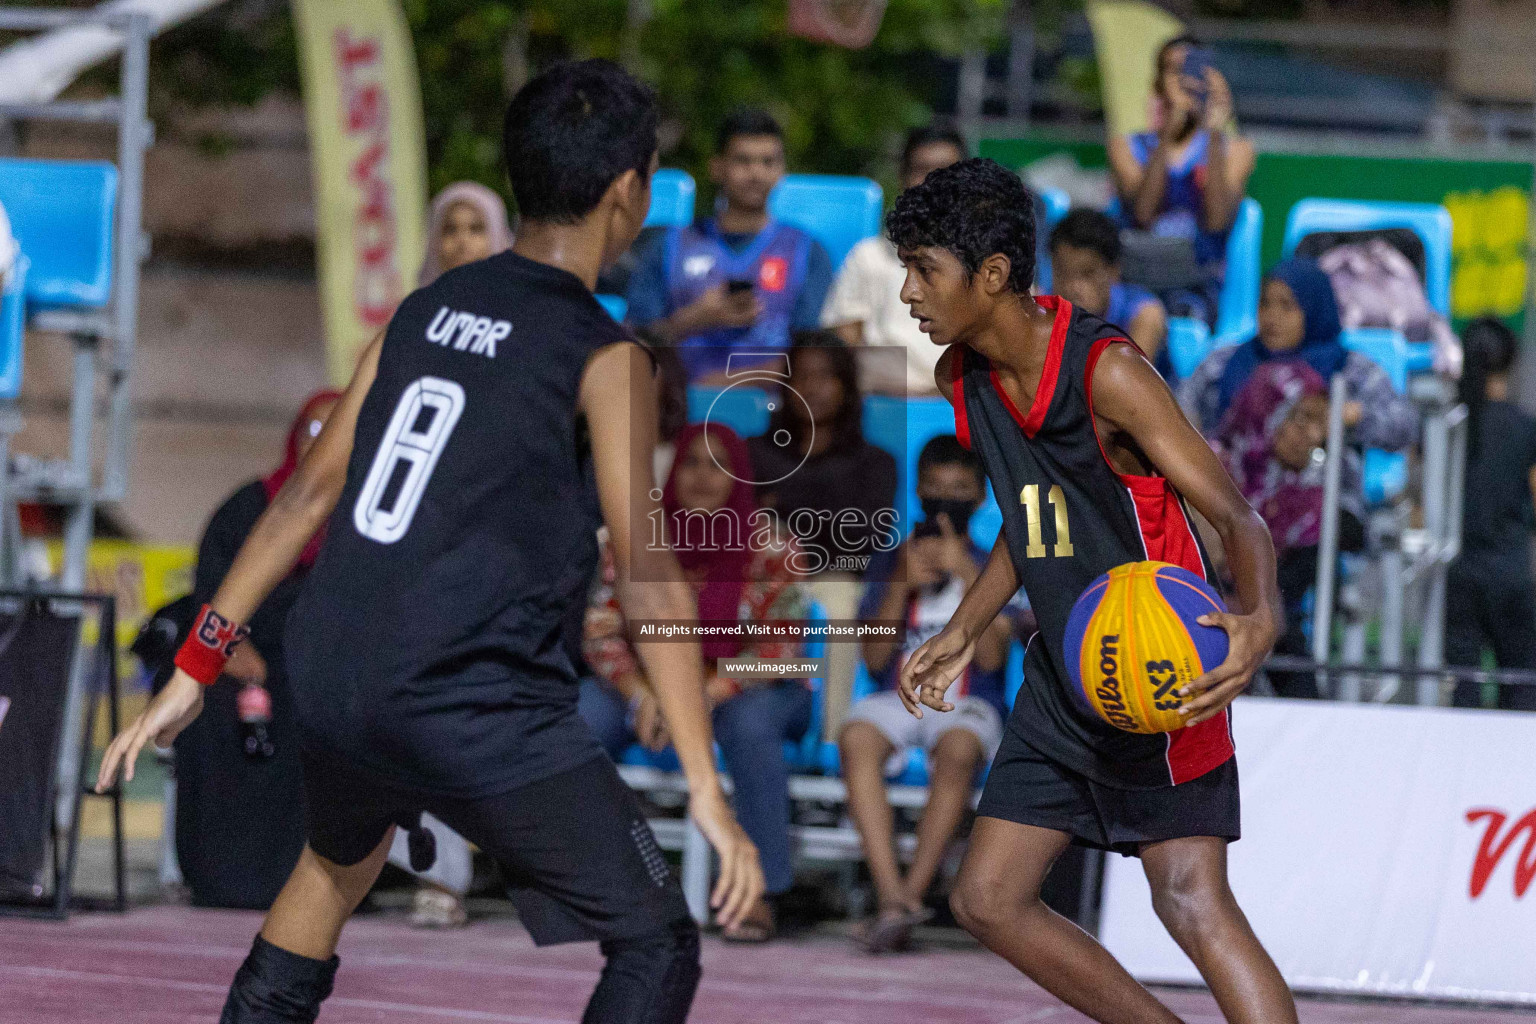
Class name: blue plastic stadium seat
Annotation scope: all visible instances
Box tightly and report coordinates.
[0,255,28,400]
[1214,197,1263,343]
[0,159,117,309]
[687,384,771,437]
[1039,187,1070,228]
[644,168,696,229]
[1341,327,1409,393]
[1362,449,1408,506]
[1340,327,1413,504]
[1103,195,1260,345]
[595,293,627,322]
[1164,316,1216,382]
[768,174,883,270]
[1282,198,1452,317]
[862,394,1003,549]
[1033,187,1072,292]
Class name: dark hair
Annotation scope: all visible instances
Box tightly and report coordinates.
[502,60,657,225]
[768,330,864,453]
[1050,208,1121,264]
[649,344,689,445]
[901,123,968,176]
[886,158,1037,294]
[1153,33,1203,90]
[917,434,985,491]
[717,107,783,154]
[1458,316,1519,456]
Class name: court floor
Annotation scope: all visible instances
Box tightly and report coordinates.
[2,906,1531,1023]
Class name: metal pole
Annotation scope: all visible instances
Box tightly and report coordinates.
[1006,1,1034,126]
[1416,407,1449,705]
[101,13,150,501]
[1378,535,1404,703]
[1521,72,1536,411]
[1311,374,1347,695]
[60,337,95,591]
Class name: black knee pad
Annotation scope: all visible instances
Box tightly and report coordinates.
[584,917,702,1024]
[220,935,339,1024]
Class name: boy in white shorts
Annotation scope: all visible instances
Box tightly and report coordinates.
[840,434,1027,952]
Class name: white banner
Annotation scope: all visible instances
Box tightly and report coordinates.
[1100,697,1536,1004]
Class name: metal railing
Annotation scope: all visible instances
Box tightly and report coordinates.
[1311,373,1468,705]
[0,6,152,861]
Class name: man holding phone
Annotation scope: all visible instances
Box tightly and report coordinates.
[1106,34,1255,328]
[626,108,834,384]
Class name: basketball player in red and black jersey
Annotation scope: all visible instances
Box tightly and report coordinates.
[891,159,1297,1024]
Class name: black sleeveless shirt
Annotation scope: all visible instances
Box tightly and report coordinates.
[286,251,626,798]
[955,296,1233,790]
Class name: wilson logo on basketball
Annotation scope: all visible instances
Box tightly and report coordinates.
[759,256,789,293]
[1465,807,1536,899]
[1094,635,1136,732]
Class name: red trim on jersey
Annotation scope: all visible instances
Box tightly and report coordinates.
[989,296,1072,439]
[952,349,972,451]
[1083,336,1234,785]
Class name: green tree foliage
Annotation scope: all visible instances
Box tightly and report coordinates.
[140,0,1006,202]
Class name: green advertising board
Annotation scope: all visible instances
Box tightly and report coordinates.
[980,134,1532,331]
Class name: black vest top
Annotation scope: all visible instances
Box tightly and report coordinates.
[956,296,1233,789]
[286,251,627,797]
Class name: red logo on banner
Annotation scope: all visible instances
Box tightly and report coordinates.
[335,28,403,331]
[759,257,788,293]
[1466,807,1536,899]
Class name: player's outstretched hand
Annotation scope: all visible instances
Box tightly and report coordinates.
[1179,609,1279,726]
[897,626,974,720]
[689,788,764,930]
[95,669,204,792]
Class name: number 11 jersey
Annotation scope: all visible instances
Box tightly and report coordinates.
[954,296,1234,790]
[286,251,629,798]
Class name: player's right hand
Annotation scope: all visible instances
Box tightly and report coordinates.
[95,669,204,792]
[689,788,764,930]
[898,626,975,720]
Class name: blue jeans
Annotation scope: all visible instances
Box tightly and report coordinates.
[714,682,812,895]
[578,678,813,895]
[578,678,634,760]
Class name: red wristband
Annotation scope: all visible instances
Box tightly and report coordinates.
[174,604,250,686]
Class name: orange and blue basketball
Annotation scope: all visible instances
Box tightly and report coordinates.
[1062,561,1229,734]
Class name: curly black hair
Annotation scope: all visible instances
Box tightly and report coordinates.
[886,158,1036,295]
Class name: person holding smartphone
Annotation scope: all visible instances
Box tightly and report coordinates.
[1107,34,1255,328]
[625,108,835,384]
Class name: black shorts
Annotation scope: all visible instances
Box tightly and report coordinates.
[975,729,1240,856]
[300,748,691,945]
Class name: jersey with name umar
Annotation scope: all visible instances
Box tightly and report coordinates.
[953,296,1234,790]
[285,250,630,799]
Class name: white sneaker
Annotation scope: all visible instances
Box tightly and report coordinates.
[409,886,468,929]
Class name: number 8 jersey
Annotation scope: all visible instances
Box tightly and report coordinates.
[286,251,631,799]
[954,296,1234,790]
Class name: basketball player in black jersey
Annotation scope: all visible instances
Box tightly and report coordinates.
[890,159,1298,1024]
[95,62,762,1024]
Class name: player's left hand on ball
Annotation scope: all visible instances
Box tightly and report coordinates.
[689,788,765,930]
[1179,609,1279,725]
[95,669,205,792]
[897,627,974,719]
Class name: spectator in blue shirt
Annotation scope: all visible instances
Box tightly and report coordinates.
[840,435,1024,953]
[626,108,834,384]
[1048,208,1169,375]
